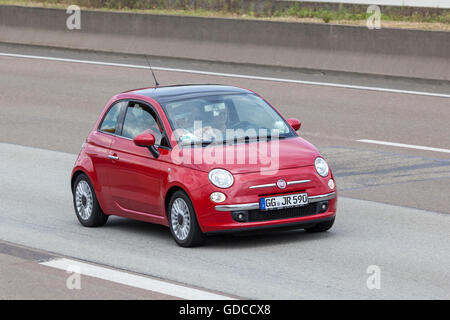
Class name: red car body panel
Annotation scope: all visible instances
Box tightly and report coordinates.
[172,136,320,174]
[71,85,337,234]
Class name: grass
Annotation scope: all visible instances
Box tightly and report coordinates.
[0,0,449,31]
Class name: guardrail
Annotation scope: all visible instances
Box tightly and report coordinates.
[0,5,449,80]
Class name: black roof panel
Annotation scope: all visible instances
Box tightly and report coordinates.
[131,84,252,103]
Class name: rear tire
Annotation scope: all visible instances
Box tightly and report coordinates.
[73,174,108,227]
[304,217,335,233]
[168,191,205,247]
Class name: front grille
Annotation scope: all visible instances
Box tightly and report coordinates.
[246,203,319,222]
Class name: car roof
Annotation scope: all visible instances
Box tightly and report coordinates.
[126,84,253,104]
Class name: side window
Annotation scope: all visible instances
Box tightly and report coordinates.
[99,101,125,134]
[121,102,164,146]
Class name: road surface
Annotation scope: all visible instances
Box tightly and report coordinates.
[0,43,449,299]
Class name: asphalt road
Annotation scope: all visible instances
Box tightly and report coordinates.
[1,142,449,299]
[0,242,181,300]
[0,44,449,299]
[0,43,449,214]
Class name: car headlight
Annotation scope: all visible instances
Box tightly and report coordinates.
[315,157,329,177]
[208,169,234,189]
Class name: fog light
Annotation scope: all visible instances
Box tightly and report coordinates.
[232,211,248,222]
[328,179,335,190]
[317,201,329,213]
[210,192,226,203]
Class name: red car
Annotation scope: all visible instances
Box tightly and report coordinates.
[71,85,337,247]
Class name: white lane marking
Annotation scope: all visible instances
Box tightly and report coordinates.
[358,139,450,154]
[1,52,449,99]
[40,258,236,300]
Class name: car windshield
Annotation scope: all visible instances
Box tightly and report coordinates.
[163,93,294,147]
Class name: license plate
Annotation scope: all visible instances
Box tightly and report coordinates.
[260,193,308,211]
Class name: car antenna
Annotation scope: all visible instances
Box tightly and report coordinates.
[145,55,160,87]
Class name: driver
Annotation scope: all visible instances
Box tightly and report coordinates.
[172,104,203,144]
[193,104,228,142]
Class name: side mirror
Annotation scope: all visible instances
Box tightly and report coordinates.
[133,131,159,158]
[134,132,155,147]
[287,118,301,131]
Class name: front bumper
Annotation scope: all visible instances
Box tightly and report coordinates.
[214,192,336,211]
[189,165,337,233]
[205,216,335,235]
[196,192,337,233]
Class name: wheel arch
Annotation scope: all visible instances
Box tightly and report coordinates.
[71,168,110,214]
[164,186,186,218]
[71,169,88,193]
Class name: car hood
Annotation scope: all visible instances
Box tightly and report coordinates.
[172,136,320,174]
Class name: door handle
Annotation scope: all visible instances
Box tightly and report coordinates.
[108,155,119,161]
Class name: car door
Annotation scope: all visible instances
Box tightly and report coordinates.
[88,100,127,212]
[107,101,169,219]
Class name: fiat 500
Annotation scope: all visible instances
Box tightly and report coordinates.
[71,85,337,247]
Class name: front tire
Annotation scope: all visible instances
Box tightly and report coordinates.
[73,174,108,227]
[168,191,205,247]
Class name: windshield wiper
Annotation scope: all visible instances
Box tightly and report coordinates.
[222,135,288,145]
[267,134,288,140]
[201,140,215,147]
[181,135,289,147]
[180,139,216,147]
